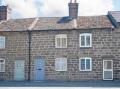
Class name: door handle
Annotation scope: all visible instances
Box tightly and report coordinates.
[37,68,42,70]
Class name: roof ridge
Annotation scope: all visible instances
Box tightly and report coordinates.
[5,15,108,21]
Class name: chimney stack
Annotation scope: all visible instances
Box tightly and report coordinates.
[68,0,79,19]
[0,5,11,21]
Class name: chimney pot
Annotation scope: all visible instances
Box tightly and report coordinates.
[70,0,77,3]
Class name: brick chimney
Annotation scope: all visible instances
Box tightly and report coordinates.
[0,5,11,21]
[68,0,79,19]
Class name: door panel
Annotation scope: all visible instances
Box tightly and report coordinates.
[104,71,113,80]
[34,59,45,81]
[103,60,113,80]
[14,60,25,80]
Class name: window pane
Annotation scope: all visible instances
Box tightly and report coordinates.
[61,61,65,71]
[104,61,107,69]
[61,59,67,71]
[86,59,90,70]
[61,38,67,47]
[0,63,5,72]
[0,37,5,48]
[81,59,85,70]
[56,35,67,48]
[104,61,112,69]
[55,58,67,71]
[86,36,90,46]
[56,38,61,47]
[81,36,85,46]
[107,61,112,69]
[0,41,4,48]
[1,64,4,71]
[55,60,59,70]
[0,37,4,41]
[104,61,112,70]
[59,59,63,70]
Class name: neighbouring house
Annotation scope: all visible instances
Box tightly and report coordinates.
[0,0,120,81]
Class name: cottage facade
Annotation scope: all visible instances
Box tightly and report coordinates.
[0,1,120,81]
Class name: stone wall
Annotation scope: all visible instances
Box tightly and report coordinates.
[0,32,28,80]
[0,28,120,81]
[30,28,120,81]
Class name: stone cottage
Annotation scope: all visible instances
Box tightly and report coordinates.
[0,0,120,81]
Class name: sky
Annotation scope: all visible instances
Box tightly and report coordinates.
[1,0,120,19]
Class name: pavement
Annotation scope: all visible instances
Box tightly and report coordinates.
[0,80,120,87]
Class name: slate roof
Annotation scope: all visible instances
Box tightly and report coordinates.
[33,17,74,30]
[0,15,113,31]
[0,18,34,31]
[77,16,112,29]
[108,11,120,22]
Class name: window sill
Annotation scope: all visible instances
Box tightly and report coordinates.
[80,47,92,49]
[79,70,92,72]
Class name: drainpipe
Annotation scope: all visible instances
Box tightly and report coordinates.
[27,17,39,81]
[28,30,31,81]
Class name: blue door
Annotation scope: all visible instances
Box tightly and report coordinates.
[34,59,45,80]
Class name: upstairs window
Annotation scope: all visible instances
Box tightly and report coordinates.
[0,59,5,72]
[55,34,67,48]
[55,58,67,71]
[79,33,92,47]
[0,36,5,49]
[79,57,92,71]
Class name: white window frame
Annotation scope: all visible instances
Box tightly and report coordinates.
[55,58,67,71]
[79,33,92,47]
[0,36,5,49]
[0,58,5,72]
[55,34,67,48]
[79,57,92,71]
